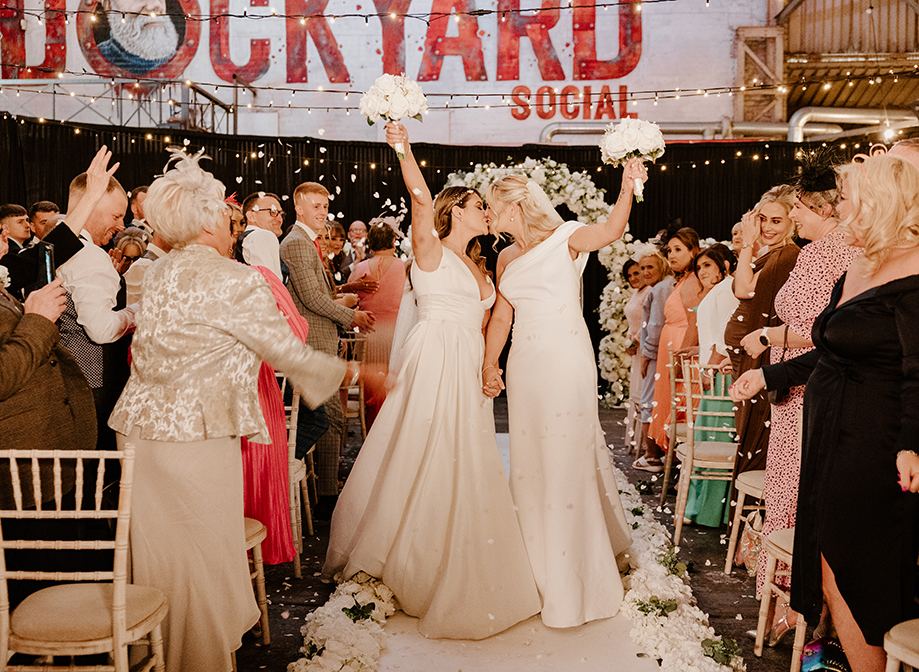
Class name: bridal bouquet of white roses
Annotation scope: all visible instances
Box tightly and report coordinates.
[360,74,428,159]
[599,118,665,202]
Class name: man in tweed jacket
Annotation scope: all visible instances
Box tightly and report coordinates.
[281,182,374,515]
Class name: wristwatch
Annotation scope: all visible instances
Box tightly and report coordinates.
[758,327,770,347]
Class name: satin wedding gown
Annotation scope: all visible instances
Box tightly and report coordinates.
[500,221,632,628]
[324,247,541,640]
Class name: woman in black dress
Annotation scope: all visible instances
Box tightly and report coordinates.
[731,153,919,672]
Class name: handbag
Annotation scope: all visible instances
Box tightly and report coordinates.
[801,638,852,672]
[767,325,791,406]
[734,509,763,577]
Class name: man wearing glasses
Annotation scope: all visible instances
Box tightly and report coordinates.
[239,192,286,281]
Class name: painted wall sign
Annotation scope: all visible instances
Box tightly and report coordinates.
[0,0,763,143]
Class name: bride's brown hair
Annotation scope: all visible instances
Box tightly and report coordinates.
[433,186,492,279]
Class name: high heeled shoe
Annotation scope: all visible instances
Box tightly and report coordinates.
[744,611,794,647]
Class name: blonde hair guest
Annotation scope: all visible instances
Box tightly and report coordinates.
[108,149,362,672]
[731,154,919,672]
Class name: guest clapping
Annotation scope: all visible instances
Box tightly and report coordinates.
[723,186,799,478]
[347,220,406,426]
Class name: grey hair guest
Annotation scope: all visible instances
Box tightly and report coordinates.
[107,149,362,672]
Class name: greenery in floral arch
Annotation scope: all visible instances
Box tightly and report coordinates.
[444,156,638,406]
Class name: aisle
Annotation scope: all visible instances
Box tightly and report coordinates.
[380,611,657,672]
[373,432,655,672]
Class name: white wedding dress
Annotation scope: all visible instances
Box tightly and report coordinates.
[500,221,632,628]
[323,247,541,640]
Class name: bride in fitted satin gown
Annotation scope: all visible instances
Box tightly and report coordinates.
[483,163,646,628]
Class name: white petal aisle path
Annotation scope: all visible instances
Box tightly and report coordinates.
[288,434,745,672]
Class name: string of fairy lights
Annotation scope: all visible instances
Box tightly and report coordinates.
[0,110,890,181]
[0,0,664,26]
[1,62,917,114]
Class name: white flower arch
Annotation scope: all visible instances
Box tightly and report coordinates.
[445,157,638,405]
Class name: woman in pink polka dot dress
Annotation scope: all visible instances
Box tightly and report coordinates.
[739,155,861,640]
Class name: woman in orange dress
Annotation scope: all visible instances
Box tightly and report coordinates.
[347,221,407,426]
[636,228,703,470]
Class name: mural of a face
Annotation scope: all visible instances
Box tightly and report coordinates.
[95,0,182,75]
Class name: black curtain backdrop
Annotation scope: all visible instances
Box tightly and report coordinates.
[0,116,862,384]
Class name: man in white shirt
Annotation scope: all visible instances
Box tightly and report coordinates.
[239,191,285,280]
[122,229,172,305]
[57,173,134,452]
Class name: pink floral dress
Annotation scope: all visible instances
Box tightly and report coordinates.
[756,231,861,594]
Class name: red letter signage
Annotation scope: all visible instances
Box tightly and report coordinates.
[373,0,412,75]
[573,0,640,80]
[418,0,487,82]
[496,0,564,81]
[286,0,350,82]
[211,0,271,84]
[0,0,24,78]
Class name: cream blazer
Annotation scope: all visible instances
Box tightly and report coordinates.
[109,244,347,443]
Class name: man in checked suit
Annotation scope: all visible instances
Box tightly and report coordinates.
[281,181,374,518]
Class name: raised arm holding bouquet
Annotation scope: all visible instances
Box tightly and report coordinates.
[360,75,428,159]
[600,117,665,202]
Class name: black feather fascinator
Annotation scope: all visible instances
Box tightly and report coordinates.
[793,146,841,194]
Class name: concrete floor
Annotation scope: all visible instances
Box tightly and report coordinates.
[235,401,800,672]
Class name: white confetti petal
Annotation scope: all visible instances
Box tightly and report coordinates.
[319,147,327,153]
[318,128,325,135]
[236,176,243,183]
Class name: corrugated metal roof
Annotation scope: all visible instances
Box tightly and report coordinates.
[785,54,919,114]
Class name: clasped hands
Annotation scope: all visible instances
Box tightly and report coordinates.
[482,365,504,398]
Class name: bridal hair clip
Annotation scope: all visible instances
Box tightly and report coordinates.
[525,180,562,222]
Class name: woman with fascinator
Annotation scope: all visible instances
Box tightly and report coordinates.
[323,122,540,639]
[481,159,647,628]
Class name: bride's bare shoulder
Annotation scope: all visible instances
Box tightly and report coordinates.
[497,243,524,266]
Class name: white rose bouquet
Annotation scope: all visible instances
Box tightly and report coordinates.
[0,265,9,289]
[599,117,665,202]
[360,74,428,159]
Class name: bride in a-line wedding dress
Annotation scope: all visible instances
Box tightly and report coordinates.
[323,122,540,640]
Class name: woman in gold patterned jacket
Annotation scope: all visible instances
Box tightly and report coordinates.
[108,150,359,672]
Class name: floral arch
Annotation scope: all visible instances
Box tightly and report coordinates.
[444,156,639,405]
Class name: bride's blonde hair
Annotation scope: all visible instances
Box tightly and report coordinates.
[486,175,563,249]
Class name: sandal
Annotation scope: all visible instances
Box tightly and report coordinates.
[633,456,664,473]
